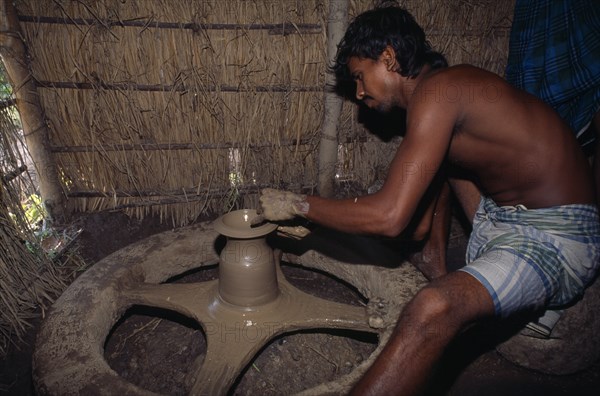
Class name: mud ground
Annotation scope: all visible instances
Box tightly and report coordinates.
[1,210,600,395]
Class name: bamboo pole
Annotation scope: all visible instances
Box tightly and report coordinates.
[318,0,348,197]
[0,0,66,221]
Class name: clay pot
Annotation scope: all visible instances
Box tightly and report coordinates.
[213,209,278,307]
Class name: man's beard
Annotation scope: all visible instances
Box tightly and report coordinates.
[372,100,400,114]
[363,96,392,113]
[374,102,393,113]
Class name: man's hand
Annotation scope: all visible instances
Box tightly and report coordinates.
[256,188,309,221]
[277,225,311,239]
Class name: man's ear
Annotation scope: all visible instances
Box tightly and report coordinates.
[381,46,398,71]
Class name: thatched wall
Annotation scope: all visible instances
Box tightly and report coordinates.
[0,98,65,355]
[12,0,515,226]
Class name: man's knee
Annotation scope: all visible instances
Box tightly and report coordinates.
[403,273,493,337]
[404,286,455,339]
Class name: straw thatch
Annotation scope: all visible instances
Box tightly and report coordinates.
[0,99,67,355]
[0,203,66,355]
[12,0,327,226]
[7,0,514,226]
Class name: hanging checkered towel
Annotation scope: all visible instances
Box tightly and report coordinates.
[505,0,600,148]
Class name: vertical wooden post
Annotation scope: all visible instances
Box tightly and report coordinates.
[0,0,66,221]
[317,0,348,197]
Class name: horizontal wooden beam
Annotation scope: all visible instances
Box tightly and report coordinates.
[18,15,322,35]
[50,138,316,153]
[50,135,367,153]
[67,184,267,198]
[36,80,324,93]
[67,183,316,201]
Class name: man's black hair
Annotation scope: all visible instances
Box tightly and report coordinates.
[333,5,448,83]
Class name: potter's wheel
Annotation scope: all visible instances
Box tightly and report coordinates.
[32,210,427,395]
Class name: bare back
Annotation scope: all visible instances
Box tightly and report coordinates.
[412,65,595,209]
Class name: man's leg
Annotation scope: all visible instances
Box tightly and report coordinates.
[412,177,480,280]
[449,178,481,226]
[350,271,494,396]
[411,181,451,280]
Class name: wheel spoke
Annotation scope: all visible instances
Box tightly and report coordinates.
[187,320,274,395]
[272,280,373,333]
[124,281,217,320]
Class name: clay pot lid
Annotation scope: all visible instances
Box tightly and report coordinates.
[213,209,278,238]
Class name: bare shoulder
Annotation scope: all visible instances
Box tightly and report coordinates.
[426,64,504,83]
[407,65,506,134]
[416,65,511,104]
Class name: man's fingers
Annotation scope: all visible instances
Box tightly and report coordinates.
[277,225,311,239]
[250,214,266,227]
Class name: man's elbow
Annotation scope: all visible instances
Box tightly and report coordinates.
[376,211,431,241]
[376,214,411,238]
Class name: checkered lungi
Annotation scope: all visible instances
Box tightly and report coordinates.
[459,197,600,317]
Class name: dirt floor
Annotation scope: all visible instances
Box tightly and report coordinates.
[1,210,600,395]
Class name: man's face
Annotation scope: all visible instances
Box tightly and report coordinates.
[348,55,400,113]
